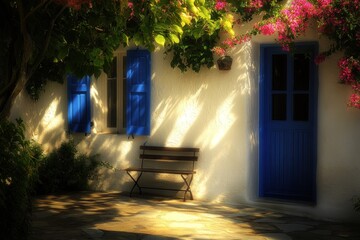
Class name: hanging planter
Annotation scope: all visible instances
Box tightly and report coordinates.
[217,55,233,70]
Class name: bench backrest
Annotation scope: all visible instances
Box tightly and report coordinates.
[139,145,199,171]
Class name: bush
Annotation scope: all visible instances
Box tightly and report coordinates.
[0,119,43,240]
[36,140,107,194]
[0,119,108,239]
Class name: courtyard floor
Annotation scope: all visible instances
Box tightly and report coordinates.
[30,191,360,240]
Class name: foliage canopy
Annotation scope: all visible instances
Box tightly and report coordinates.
[0,0,359,117]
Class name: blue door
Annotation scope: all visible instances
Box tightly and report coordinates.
[259,43,318,202]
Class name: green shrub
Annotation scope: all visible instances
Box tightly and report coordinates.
[0,119,43,240]
[0,119,108,239]
[36,140,108,194]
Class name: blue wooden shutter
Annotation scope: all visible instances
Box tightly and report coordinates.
[126,49,151,136]
[67,75,91,134]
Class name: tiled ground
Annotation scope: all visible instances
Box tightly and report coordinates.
[30,192,360,240]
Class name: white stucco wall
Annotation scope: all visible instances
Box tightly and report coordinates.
[10,24,360,223]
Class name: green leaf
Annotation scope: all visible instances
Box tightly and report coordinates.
[169,34,180,43]
[198,7,210,20]
[155,34,166,46]
[172,25,183,34]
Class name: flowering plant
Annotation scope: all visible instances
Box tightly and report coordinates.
[124,0,360,108]
[272,0,360,109]
[240,0,360,109]
[211,0,280,57]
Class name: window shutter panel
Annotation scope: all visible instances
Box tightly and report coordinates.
[126,49,151,136]
[67,75,91,134]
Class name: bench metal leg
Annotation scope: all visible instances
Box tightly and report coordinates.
[127,171,143,196]
[181,174,194,201]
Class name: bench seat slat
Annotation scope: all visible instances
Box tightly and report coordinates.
[140,146,199,152]
[140,154,198,161]
[126,167,195,174]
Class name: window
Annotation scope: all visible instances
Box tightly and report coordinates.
[67,49,151,136]
[106,52,127,133]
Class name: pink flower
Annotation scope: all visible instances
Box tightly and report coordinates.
[348,93,360,109]
[317,0,332,8]
[352,83,360,93]
[222,38,235,48]
[212,46,226,57]
[258,23,276,35]
[55,0,92,9]
[337,57,360,84]
[128,1,135,17]
[215,0,227,11]
[250,0,264,8]
[275,20,286,33]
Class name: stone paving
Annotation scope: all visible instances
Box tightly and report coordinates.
[30,192,360,240]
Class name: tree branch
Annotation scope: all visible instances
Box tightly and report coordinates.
[27,5,67,79]
[24,0,53,20]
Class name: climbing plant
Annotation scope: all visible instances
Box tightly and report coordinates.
[1,0,360,114]
[216,0,360,108]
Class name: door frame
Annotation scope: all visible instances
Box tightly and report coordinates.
[259,42,319,203]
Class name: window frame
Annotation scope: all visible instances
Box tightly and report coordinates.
[105,50,127,134]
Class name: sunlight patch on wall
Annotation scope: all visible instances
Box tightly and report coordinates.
[117,140,134,169]
[41,99,59,126]
[195,91,237,149]
[152,98,175,135]
[37,98,66,151]
[91,83,104,110]
[235,42,253,95]
[165,85,206,146]
[90,79,106,133]
[39,99,64,135]
[195,176,209,198]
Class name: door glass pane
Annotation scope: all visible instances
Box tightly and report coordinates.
[272,54,287,91]
[272,94,287,120]
[293,94,309,121]
[294,54,309,91]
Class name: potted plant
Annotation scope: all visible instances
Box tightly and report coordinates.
[213,46,233,70]
[217,55,233,70]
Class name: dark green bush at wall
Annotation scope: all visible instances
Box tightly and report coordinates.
[0,119,43,240]
[36,140,108,194]
[0,119,107,239]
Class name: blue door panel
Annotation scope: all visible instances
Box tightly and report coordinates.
[260,43,318,202]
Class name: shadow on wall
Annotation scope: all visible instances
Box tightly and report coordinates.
[10,81,68,153]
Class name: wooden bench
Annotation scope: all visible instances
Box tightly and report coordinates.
[125,145,199,201]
